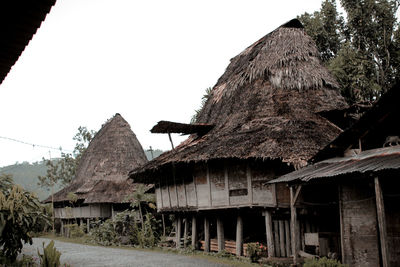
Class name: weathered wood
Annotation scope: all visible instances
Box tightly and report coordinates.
[375,177,389,267]
[173,166,179,207]
[273,220,281,257]
[183,177,188,207]
[338,185,345,263]
[236,215,243,256]
[217,217,225,251]
[290,186,298,264]
[192,216,198,249]
[204,217,210,252]
[61,219,64,236]
[264,210,275,257]
[166,178,172,208]
[158,180,164,209]
[111,204,115,219]
[272,184,277,206]
[224,163,230,205]
[86,218,90,233]
[279,220,286,257]
[246,164,253,204]
[168,132,175,149]
[183,218,189,248]
[193,174,199,207]
[176,216,182,248]
[285,220,291,257]
[206,164,212,206]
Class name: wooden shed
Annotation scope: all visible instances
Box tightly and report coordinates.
[46,114,148,232]
[129,19,348,257]
[270,85,400,266]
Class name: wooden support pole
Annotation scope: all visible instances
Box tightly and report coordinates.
[264,210,275,257]
[204,216,210,252]
[274,220,281,257]
[217,217,225,252]
[192,215,198,249]
[183,218,189,248]
[87,218,90,234]
[375,177,389,267]
[290,186,298,264]
[279,220,286,257]
[285,220,291,257]
[338,185,345,263]
[176,216,182,249]
[236,215,243,256]
[61,219,64,237]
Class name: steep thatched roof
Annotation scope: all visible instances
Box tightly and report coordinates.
[130,19,347,182]
[47,114,148,204]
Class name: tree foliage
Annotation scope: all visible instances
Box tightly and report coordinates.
[0,176,50,262]
[38,126,96,189]
[299,0,400,103]
[190,87,212,123]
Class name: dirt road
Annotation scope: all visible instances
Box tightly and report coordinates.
[21,238,231,267]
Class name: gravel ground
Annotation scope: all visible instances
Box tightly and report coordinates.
[21,238,231,267]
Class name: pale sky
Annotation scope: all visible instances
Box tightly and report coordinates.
[0,0,327,167]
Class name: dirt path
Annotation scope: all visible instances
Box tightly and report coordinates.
[22,238,231,267]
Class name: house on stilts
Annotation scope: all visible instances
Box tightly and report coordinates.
[270,85,400,266]
[45,113,148,233]
[129,19,349,257]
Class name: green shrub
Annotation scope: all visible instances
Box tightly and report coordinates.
[37,240,61,267]
[246,242,262,263]
[304,257,348,267]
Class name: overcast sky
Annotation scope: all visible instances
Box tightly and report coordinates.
[0,0,328,167]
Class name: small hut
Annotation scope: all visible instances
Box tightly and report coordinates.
[129,19,347,256]
[270,85,400,266]
[46,113,148,232]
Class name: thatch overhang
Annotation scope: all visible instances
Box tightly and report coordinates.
[45,113,148,204]
[151,121,214,135]
[0,1,56,85]
[130,19,348,183]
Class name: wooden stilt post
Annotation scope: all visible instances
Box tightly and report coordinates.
[176,216,182,248]
[183,218,189,248]
[236,215,243,256]
[192,215,198,249]
[263,210,275,257]
[279,220,286,257]
[217,217,225,252]
[274,220,281,257]
[61,219,64,237]
[285,220,291,257]
[204,216,210,252]
[87,218,90,234]
[375,177,389,267]
[290,186,299,265]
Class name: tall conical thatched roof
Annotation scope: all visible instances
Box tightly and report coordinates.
[130,19,348,182]
[48,113,148,204]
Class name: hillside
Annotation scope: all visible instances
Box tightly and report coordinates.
[0,149,164,200]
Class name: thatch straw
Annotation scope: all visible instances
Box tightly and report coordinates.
[130,19,347,182]
[46,114,148,204]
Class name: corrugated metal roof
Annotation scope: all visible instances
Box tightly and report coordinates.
[270,146,400,183]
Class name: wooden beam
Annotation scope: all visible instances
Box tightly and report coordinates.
[86,218,90,234]
[236,215,243,256]
[375,177,389,267]
[290,186,299,264]
[192,215,198,249]
[274,220,281,257]
[204,216,210,252]
[217,217,225,252]
[293,185,302,205]
[224,162,230,206]
[166,177,172,208]
[168,132,175,149]
[338,185,345,264]
[193,174,198,207]
[279,220,286,257]
[176,216,182,248]
[61,219,64,237]
[247,163,253,204]
[285,220,291,257]
[183,218,189,248]
[264,210,275,257]
[158,179,164,209]
[173,165,179,207]
[206,164,212,206]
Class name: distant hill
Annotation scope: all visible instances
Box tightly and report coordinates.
[0,161,62,200]
[0,149,164,200]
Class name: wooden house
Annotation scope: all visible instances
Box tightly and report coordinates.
[129,19,348,256]
[270,85,400,266]
[45,114,148,232]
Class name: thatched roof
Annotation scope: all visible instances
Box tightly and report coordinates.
[0,1,56,85]
[47,114,148,204]
[130,19,348,182]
